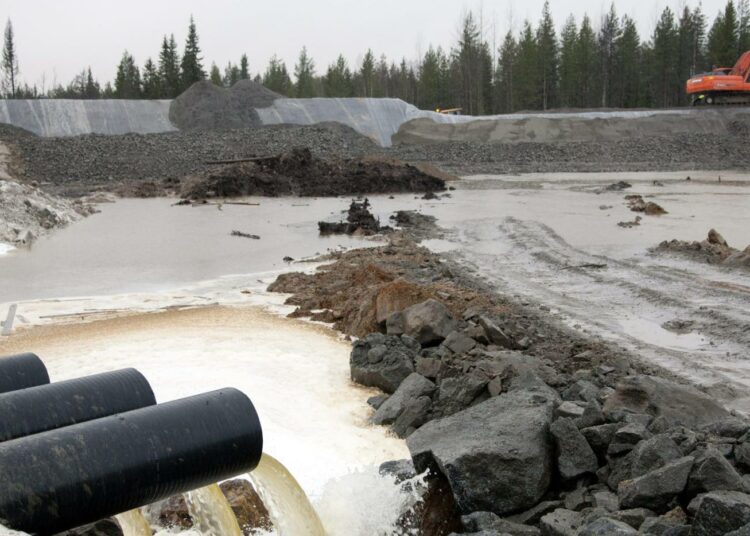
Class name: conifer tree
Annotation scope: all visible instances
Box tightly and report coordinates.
[114,51,141,98]
[262,55,293,95]
[209,63,223,86]
[536,1,558,110]
[514,21,540,111]
[2,19,19,98]
[615,16,642,107]
[239,54,250,79]
[651,7,680,107]
[495,31,517,113]
[558,16,578,108]
[159,34,181,98]
[142,58,161,98]
[323,55,353,97]
[360,49,376,97]
[576,15,599,107]
[598,4,621,107]
[294,46,316,97]
[180,16,206,90]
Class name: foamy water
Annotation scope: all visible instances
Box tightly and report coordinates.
[0,243,13,256]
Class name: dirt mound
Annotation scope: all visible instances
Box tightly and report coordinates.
[655,229,750,270]
[625,194,668,215]
[169,79,282,130]
[318,199,388,235]
[179,148,446,199]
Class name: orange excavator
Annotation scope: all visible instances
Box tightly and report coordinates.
[687,51,750,105]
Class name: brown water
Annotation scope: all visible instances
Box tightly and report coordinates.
[0,198,371,304]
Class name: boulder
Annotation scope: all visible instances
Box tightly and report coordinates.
[608,423,651,456]
[436,371,489,417]
[562,380,600,403]
[691,491,750,536]
[577,400,605,429]
[550,418,599,480]
[701,416,750,439]
[443,330,477,354]
[462,511,540,535]
[350,333,419,393]
[386,299,456,346]
[478,316,516,349]
[603,375,729,429]
[578,517,636,535]
[539,509,583,536]
[591,490,619,512]
[373,373,436,425]
[688,447,745,494]
[630,435,683,478]
[581,423,619,458]
[392,396,432,438]
[408,390,555,516]
[736,441,750,471]
[617,456,694,510]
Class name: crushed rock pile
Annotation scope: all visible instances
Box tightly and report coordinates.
[169,79,282,130]
[179,148,446,199]
[656,229,750,270]
[0,179,93,247]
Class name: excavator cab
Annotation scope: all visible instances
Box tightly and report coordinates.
[687,51,750,105]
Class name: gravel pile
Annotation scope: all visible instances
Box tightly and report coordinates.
[169,79,282,130]
[0,123,381,196]
[390,132,750,175]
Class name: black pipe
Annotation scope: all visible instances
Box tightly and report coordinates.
[0,368,156,443]
[0,388,263,535]
[0,352,50,394]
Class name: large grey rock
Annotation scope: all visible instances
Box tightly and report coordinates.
[391,395,432,438]
[408,390,555,516]
[581,423,619,458]
[608,423,651,456]
[630,435,683,478]
[462,511,540,535]
[478,316,515,349]
[688,447,745,494]
[737,441,750,471]
[443,330,477,354]
[555,401,585,420]
[701,416,750,439]
[436,372,489,417]
[617,456,693,509]
[372,373,435,425]
[691,491,750,536]
[577,400,605,429]
[603,375,730,429]
[539,509,583,536]
[387,299,456,346]
[562,380,600,403]
[578,517,636,535]
[350,333,419,393]
[550,418,599,480]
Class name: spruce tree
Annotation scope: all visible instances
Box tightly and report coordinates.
[536,1,559,110]
[294,46,316,97]
[223,62,241,87]
[84,68,101,98]
[707,1,739,67]
[180,16,206,90]
[651,7,680,107]
[323,55,353,97]
[142,58,161,98]
[598,4,621,107]
[262,55,293,95]
[495,31,517,113]
[576,15,599,107]
[114,51,141,98]
[739,0,750,53]
[360,49,376,97]
[2,19,19,98]
[159,35,181,98]
[615,16,642,107]
[209,63,223,86]
[239,54,250,79]
[514,21,540,111]
[558,16,578,108]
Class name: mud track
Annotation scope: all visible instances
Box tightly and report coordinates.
[443,217,750,408]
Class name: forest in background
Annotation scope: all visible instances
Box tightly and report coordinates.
[2,0,750,113]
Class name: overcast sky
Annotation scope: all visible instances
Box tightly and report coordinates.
[4,0,732,88]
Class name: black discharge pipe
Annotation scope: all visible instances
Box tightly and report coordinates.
[0,388,263,535]
[0,368,156,443]
[0,352,49,394]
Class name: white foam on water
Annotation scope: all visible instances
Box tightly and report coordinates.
[0,243,13,256]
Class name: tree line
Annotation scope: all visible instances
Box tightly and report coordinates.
[2,1,750,111]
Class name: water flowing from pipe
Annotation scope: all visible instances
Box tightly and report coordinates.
[184,484,243,536]
[115,509,153,536]
[247,454,327,536]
